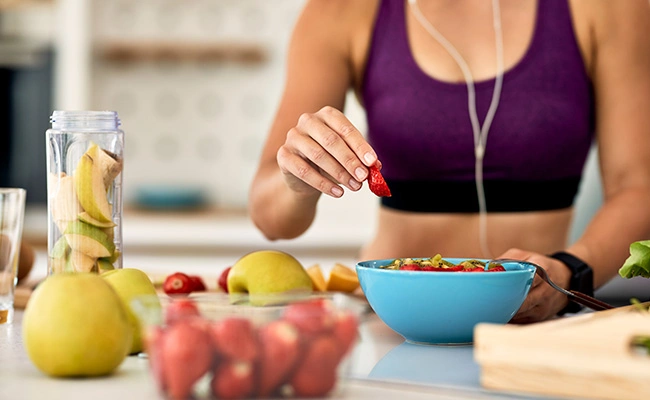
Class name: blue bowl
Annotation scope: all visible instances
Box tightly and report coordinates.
[356,258,535,345]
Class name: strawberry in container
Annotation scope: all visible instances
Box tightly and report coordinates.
[134,293,361,399]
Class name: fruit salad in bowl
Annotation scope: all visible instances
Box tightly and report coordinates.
[356,255,536,345]
[132,293,361,399]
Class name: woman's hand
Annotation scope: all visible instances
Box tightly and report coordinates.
[276,106,378,198]
[497,248,573,324]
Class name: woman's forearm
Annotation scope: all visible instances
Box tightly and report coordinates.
[567,186,650,288]
[248,166,321,241]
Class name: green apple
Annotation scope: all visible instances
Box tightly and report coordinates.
[74,144,113,223]
[227,250,313,297]
[64,220,115,258]
[22,273,132,377]
[100,250,121,266]
[78,211,116,228]
[49,236,71,273]
[50,173,84,234]
[102,268,160,354]
[97,258,115,273]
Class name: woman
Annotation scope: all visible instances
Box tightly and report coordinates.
[248,0,650,323]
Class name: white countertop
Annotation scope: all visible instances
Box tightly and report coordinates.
[3,252,555,400]
[2,308,549,400]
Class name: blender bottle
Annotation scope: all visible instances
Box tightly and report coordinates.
[46,111,124,274]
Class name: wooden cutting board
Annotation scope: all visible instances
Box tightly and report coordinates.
[474,304,650,400]
[15,285,35,309]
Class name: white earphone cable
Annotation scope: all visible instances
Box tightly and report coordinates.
[409,0,504,258]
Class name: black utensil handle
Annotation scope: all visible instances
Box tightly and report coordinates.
[568,290,614,311]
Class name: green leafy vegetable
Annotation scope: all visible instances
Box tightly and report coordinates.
[619,240,650,279]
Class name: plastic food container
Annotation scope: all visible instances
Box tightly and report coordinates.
[132,293,362,399]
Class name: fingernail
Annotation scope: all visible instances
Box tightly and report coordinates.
[355,167,366,181]
[349,179,361,190]
[331,187,344,197]
[364,152,376,165]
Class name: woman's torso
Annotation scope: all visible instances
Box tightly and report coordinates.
[343,0,597,260]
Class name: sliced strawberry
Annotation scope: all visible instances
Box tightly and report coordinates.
[211,360,255,400]
[165,298,200,326]
[430,264,464,272]
[162,320,213,400]
[208,318,259,362]
[189,275,207,292]
[282,298,336,337]
[332,311,358,360]
[218,267,231,293]
[486,265,506,272]
[444,264,465,271]
[461,266,485,272]
[257,320,300,397]
[367,165,392,197]
[399,264,420,271]
[289,335,339,398]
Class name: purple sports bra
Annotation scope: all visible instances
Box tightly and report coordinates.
[362,0,595,213]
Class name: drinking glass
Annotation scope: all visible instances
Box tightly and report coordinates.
[0,188,26,324]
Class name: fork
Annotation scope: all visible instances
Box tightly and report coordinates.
[488,258,614,312]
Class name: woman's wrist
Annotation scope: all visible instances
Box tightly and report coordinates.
[548,251,595,315]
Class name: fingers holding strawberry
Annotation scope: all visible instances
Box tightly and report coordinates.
[276,106,379,198]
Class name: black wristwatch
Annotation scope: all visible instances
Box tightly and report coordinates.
[548,251,594,315]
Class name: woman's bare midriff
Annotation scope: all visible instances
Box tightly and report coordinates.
[358,207,574,261]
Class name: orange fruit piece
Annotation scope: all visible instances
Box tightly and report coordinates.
[306,264,327,292]
[326,264,359,293]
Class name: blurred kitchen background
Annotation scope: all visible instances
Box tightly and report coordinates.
[3,0,376,283]
[2,0,646,302]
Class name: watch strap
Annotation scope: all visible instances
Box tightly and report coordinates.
[548,251,594,315]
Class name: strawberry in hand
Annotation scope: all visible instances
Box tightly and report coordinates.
[367,164,391,197]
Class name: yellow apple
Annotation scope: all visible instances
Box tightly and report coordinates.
[227,250,313,297]
[102,268,160,354]
[74,144,113,223]
[67,250,97,273]
[22,273,132,377]
[50,173,83,234]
